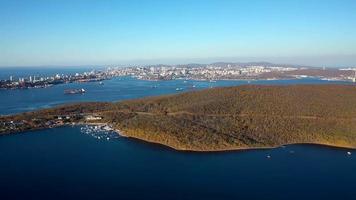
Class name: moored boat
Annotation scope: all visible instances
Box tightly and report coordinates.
[64,88,86,94]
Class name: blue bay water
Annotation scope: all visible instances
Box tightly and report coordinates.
[0,67,355,200]
[0,127,355,200]
[0,74,351,115]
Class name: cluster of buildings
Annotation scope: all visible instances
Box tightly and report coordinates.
[1,63,355,90]
[107,63,356,82]
[0,113,103,134]
[106,63,299,80]
[340,68,356,83]
[0,70,110,89]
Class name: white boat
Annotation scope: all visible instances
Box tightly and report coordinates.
[64,88,86,94]
[347,151,352,155]
[103,125,113,131]
[176,88,184,91]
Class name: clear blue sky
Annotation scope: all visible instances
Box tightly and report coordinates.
[1,0,356,67]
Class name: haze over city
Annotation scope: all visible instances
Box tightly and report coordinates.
[1,0,356,67]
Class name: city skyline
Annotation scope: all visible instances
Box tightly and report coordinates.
[1,0,356,67]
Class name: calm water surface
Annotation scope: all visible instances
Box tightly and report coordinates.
[0,68,355,200]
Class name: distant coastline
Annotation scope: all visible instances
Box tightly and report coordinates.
[1,62,355,90]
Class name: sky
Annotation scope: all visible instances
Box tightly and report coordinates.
[0,0,356,67]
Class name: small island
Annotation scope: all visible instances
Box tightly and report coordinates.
[1,84,356,151]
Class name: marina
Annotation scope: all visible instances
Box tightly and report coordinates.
[80,125,120,140]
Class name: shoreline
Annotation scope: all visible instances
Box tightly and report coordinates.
[108,127,356,152]
[1,124,355,152]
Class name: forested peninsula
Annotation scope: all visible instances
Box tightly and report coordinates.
[1,85,356,151]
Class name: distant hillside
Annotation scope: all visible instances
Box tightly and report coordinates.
[1,85,356,151]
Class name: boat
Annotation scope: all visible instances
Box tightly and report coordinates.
[103,125,112,131]
[347,151,352,155]
[64,88,86,94]
[99,81,104,85]
[176,88,184,91]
